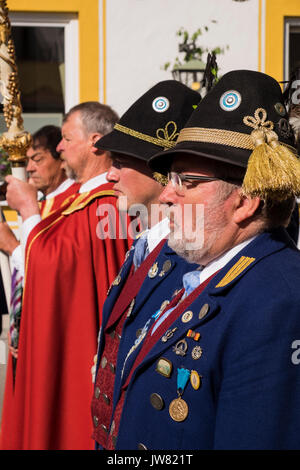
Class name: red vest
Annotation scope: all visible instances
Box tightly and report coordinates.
[91,239,165,447]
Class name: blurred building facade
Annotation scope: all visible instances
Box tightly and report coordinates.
[5,0,300,132]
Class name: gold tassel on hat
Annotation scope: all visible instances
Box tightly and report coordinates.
[153,172,168,186]
[242,108,300,201]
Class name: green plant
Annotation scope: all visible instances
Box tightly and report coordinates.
[163,21,228,72]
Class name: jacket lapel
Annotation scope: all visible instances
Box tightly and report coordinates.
[102,246,135,328]
[128,243,180,320]
[96,247,135,372]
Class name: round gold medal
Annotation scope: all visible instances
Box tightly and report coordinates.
[169,397,189,422]
[181,310,193,323]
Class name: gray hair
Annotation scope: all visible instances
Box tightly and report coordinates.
[212,160,295,229]
[63,101,119,136]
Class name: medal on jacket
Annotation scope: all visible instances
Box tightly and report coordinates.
[169,367,190,422]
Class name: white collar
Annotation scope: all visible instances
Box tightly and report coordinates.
[147,218,170,253]
[79,172,108,193]
[199,235,257,284]
[45,178,75,199]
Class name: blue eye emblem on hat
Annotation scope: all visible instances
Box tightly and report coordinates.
[219,90,242,111]
[152,96,170,113]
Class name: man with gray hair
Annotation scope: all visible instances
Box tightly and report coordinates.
[58,101,120,183]
[1,102,130,450]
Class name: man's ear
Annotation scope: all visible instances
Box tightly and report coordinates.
[90,133,103,151]
[232,190,261,224]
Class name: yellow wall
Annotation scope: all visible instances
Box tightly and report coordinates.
[265,0,300,82]
[8,0,100,103]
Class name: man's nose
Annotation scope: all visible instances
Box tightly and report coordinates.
[26,159,35,173]
[56,139,64,153]
[159,181,177,205]
[106,165,120,183]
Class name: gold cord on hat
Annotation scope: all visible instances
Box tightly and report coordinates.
[177,124,297,154]
[114,121,179,149]
[177,127,255,150]
[242,107,300,201]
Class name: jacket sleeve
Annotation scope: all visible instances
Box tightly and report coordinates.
[213,292,300,450]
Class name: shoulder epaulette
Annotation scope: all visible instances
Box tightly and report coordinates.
[215,256,255,288]
[62,190,116,215]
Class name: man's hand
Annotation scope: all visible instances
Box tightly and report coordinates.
[5,175,40,221]
[91,354,97,383]
[0,222,20,255]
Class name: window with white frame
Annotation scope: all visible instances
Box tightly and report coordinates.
[284,17,300,81]
[0,12,79,134]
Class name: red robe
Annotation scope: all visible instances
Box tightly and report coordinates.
[0,182,131,450]
[39,181,81,219]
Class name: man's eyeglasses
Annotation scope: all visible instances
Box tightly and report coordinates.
[167,171,222,195]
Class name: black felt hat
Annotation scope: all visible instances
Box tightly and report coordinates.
[95,80,200,162]
[149,70,300,201]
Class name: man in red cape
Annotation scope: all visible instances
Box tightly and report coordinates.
[0,125,80,359]
[0,125,79,274]
[0,102,131,449]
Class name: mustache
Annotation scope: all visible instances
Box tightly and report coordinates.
[164,205,179,225]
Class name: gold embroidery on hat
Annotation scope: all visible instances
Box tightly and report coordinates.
[215,256,255,288]
[114,122,178,149]
[243,108,274,132]
[156,121,179,145]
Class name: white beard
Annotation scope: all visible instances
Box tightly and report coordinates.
[167,196,229,265]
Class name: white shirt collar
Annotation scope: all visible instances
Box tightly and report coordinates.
[147,218,170,253]
[79,172,108,193]
[199,235,257,284]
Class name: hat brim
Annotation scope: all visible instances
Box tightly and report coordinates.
[95,129,170,162]
[148,140,251,175]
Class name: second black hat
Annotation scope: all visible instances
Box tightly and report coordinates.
[95,80,200,162]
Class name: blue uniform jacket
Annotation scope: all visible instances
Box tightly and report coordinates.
[113,228,300,450]
[95,240,198,399]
